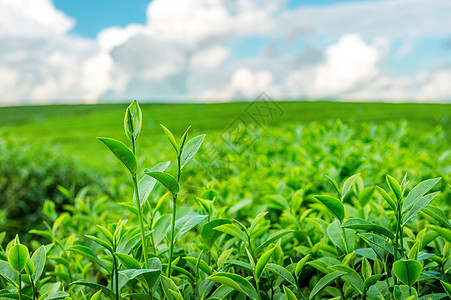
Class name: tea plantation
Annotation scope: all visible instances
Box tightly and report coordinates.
[0,101,450,300]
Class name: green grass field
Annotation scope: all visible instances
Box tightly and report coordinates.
[1,101,450,168]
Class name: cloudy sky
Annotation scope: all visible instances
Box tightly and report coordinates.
[1,0,450,105]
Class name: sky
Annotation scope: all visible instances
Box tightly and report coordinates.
[0,0,451,105]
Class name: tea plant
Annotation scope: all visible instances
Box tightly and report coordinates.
[0,100,450,300]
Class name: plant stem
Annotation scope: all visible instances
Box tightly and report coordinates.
[299,290,307,300]
[394,212,398,263]
[167,153,182,278]
[55,240,73,283]
[113,254,119,300]
[255,278,261,300]
[134,175,149,269]
[399,223,404,258]
[149,214,158,255]
[396,202,404,258]
[167,192,177,277]
[383,255,393,300]
[31,278,36,300]
[18,273,22,300]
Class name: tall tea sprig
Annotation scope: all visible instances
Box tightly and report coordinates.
[146,125,205,278]
[98,100,156,269]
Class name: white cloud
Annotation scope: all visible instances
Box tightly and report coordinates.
[0,0,451,105]
[283,0,451,41]
[417,70,451,101]
[286,34,381,98]
[201,67,275,100]
[0,66,20,104]
[0,0,74,37]
[191,45,230,69]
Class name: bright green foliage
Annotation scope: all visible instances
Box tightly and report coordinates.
[0,100,450,300]
[97,137,137,175]
[309,271,345,299]
[207,272,258,300]
[314,195,344,221]
[393,259,423,286]
[145,171,179,194]
[180,134,206,168]
[8,244,29,273]
[124,100,142,141]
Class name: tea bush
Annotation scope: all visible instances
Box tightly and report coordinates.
[0,100,450,300]
[0,133,104,238]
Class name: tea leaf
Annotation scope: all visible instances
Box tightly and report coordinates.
[342,218,395,240]
[153,214,172,245]
[283,285,297,300]
[421,206,451,229]
[393,259,423,286]
[119,268,161,281]
[97,137,137,175]
[441,281,451,298]
[25,258,35,277]
[68,245,108,270]
[394,285,418,300]
[359,233,395,257]
[71,280,115,299]
[45,291,70,299]
[179,126,191,152]
[145,171,180,194]
[0,260,18,286]
[309,271,345,300]
[402,178,441,212]
[201,219,232,247]
[249,211,268,235]
[214,224,248,244]
[376,185,397,211]
[173,213,208,241]
[180,134,206,169]
[160,124,178,152]
[31,245,46,282]
[408,240,422,261]
[342,174,359,200]
[295,254,310,279]
[90,290,102,300]
[184,256,213,276]
[256,228,294,254]
[367,281,390,299]
[96,225,114,246]
[124,100,142,141]
[139,161,170,204]
[403,192,440,226]
[326,175,340,195]
[207,272,259,300]
[386,174,402,201]
[115,253,141,269]
[428,226,451,243]
[255,246,275,280]
[330,265,364,295]
[266,263,297,286]
[314,195,344,222]
[358,186,375,207]
[85,235,113,254]
[8,244,28,273]
[364,273,386,290]
[327,219,355,253]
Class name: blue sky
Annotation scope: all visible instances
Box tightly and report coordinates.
[0,0,450,105]
[53,0,149,38]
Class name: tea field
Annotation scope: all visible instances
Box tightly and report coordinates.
[0,100,450,300]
